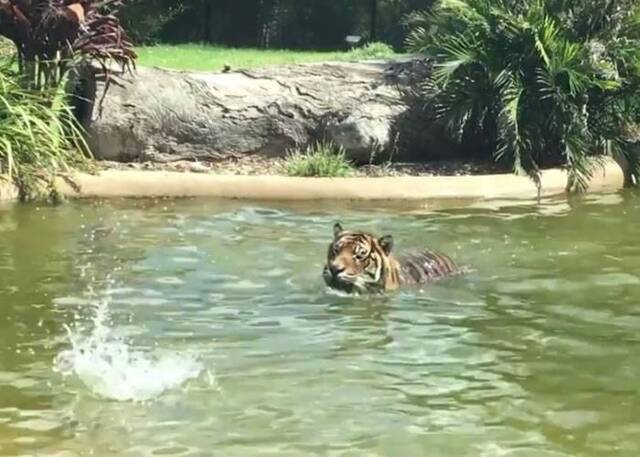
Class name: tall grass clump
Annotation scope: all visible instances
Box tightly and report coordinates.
[0,63,87,200]
[408,0,640,191]
[346,42,396,61]
[284,141,355,177]
[0,37,13,60]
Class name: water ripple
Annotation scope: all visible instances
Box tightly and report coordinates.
[0,195,639,456]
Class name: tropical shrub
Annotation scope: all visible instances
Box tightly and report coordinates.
[0,0,136,89]
[284,141,354,177]
[0,62,87,200]
[407,0,640,190]
[0,1,135,200]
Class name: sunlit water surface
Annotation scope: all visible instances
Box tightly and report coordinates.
[0,193,639,457]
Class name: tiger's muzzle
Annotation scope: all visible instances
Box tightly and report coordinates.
[323,264,378,294]
[323,265,358,293]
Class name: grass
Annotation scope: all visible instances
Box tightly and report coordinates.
[283,141,355,177]
[136,42,400,71]
[0,38,15,61]
[0,61,88,201]
[346,42,395,61]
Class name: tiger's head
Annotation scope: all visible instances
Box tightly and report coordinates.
[322,223,399,294]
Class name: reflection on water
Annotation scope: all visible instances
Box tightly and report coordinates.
[0,192,639,456]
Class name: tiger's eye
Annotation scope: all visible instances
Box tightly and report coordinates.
[354,247,368,260]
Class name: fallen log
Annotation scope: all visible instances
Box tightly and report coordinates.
[78,59,465,164]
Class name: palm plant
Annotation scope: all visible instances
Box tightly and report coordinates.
[407,0,640,191]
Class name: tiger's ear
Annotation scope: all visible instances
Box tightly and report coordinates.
[333,222,344,238]
[378,235,394,255]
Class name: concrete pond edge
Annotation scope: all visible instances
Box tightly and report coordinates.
[0,158,627,205]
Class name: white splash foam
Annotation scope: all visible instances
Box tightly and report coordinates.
[54,296,203,402]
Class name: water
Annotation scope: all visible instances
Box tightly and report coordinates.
[53,292,204,402]
[0,193,639,456]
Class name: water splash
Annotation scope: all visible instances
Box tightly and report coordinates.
[54,295,203,402]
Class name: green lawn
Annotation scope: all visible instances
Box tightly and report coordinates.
[136,43,401,71]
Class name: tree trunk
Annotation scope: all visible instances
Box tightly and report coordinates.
[258,0,281,48]
[203,0,213,42]
[370,0,378,41]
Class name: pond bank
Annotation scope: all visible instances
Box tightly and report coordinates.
[0,178,18,202]
[0,158,624,204]
[97,157,506,177]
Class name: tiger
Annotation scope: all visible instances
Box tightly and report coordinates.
[322,222,467,294]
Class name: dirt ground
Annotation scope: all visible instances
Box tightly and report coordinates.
[98,156,507,177]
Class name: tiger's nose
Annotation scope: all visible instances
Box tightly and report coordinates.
[329,263,345,276]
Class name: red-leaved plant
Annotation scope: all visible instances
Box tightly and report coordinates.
[0,0,136,88]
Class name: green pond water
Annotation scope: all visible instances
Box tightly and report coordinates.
[0,193,639,457]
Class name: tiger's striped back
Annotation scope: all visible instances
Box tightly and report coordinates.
[398,249,464,285]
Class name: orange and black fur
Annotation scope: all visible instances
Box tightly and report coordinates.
[323,223,467,294]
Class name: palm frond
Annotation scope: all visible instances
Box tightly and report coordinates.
[431,33,483,84]
[407,0,640,192]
